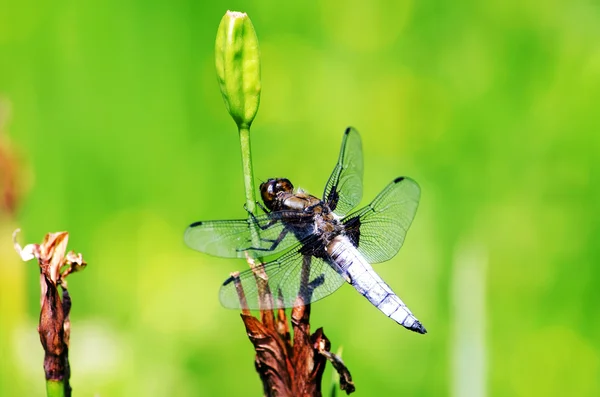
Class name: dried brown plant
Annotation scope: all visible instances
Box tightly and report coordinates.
[233,254,355,397]
[14,230,87,397]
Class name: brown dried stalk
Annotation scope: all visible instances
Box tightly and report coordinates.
[234,254,355,397]
[14,230,87,397]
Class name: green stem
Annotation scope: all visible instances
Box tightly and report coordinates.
[46,380,65,397]
[239,126,261,248]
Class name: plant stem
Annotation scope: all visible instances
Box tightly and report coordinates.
[238,126,261,248]
[46,380,65,397]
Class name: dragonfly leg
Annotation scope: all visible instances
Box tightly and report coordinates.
[237,227,290,253]
[245,208,277,231]
[255,201,270,214]
[244,201,270,215]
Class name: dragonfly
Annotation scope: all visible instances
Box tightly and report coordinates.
[184,127,426,334]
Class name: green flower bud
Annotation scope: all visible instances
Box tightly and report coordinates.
[215,11,261,129]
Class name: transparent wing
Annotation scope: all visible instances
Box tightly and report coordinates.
[184,213,300,259]
[219,243,347,309]
[342,177,420,264]
[323,127,364,217]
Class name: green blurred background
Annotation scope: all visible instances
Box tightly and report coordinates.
[1,0,599,395]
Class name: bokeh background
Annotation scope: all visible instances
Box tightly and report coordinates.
[1,1,599,396]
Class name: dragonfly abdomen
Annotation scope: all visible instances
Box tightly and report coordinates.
[327,237,427,334]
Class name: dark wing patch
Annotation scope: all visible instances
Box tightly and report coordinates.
[343,215,361,248]
[342,177,420,264]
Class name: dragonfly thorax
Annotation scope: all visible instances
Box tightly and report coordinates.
[313,210,343,245]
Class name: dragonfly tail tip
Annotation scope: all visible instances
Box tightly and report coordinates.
[409,321,427,334]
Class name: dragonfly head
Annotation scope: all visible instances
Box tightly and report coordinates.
[260,178,293,210]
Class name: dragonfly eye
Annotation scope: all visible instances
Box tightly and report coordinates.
[260,178,294,210]
[276,178,293,193]
[260,179,277,207]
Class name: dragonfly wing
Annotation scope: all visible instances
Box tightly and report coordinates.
[184,213,299,259]
[323,127,364,217]
[342,177,420,264]
[219,244,347,310]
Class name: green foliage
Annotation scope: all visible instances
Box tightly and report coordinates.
[0,1,598,396]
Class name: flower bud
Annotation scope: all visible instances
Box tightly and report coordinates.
[215,11,261,129]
